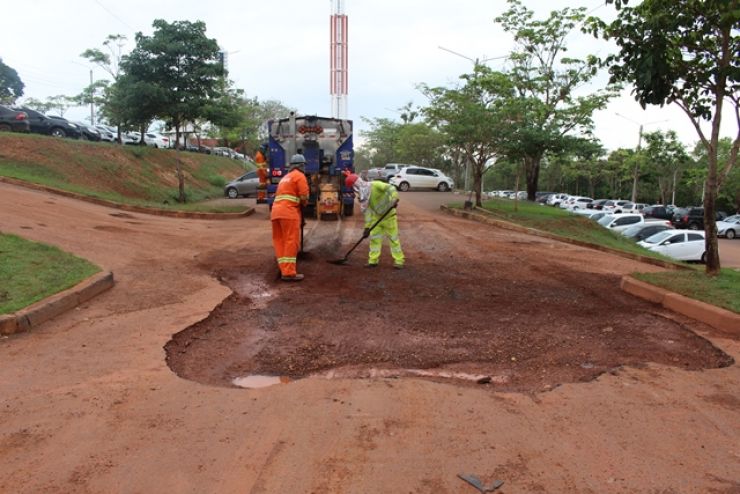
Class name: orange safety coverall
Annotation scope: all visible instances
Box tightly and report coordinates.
[255,150,268,202]
[270,168,309,277]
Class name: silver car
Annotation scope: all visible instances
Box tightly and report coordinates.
[224,171,259,199]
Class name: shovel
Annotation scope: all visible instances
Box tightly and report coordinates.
[328,201,397,265]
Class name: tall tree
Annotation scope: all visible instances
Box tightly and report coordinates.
[495,0,615,201]
[592,0,739,274]
[0,58,24,104]
[123,19,225,202]
[641,130,690,205]
[422,66,514,206]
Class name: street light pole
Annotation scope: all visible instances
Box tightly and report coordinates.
[615,113,668,203]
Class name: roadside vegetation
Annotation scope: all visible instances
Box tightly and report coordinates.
[0,133,250,212]
[475,198,675,260]
[634,269,740,314]
[469,197,738,314]
[0,233,100,315]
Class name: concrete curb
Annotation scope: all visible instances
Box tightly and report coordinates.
[0,177,254,220]
[620,276,740,335]
[0,271,114,336]
[440,205,687,271]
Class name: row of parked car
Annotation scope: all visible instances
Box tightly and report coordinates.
[1,105,247,160]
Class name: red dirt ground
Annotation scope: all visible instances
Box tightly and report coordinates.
[1,183,739,493]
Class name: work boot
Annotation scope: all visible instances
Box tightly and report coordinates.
[281,274,305,281]
[364,263,378,268]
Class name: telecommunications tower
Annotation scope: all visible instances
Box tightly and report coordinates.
[330,0,348,119]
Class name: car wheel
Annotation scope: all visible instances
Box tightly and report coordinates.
[0,123,12,132]
[688,222,700,230]
[226,187,239,199]
[437,182,450,192]
[50,127,66,138]
[398,182,410,192]
[726,229,736,239]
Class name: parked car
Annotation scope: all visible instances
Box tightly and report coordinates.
[15,107,81,138]
[71,121,101,141]
[597,213,645,233]
[389,166,454,192]
[224,171,259,198]
[621,222,674,241]
[671,207,727,230]
[642,205,674,220]
[716,215,740,239]
[638,230,706,262]
[0,105,30,132]
[588,199,608,210]
[602,199,633,214]
[568,196,594,210]
[144,132,170,148]
[547,193,568,207]
[368,163,407,182]
[95,125,117,142]
[535,192,554,204]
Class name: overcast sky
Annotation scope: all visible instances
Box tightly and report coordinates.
[2,0,735,152]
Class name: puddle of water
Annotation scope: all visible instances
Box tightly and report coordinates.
[232,375,290,389]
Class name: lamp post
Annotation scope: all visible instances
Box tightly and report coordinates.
[438,46,507,193]
[614,113,668,203]
[70,61,96,125]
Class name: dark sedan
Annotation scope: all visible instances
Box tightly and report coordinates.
[621,222,674,241]
[0,105,30,132]
[14,107,81,139]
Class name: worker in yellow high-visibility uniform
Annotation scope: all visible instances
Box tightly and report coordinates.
[344,172,405,269]
[271,154,309,281]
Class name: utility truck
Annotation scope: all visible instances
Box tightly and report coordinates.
[266,113,355,219]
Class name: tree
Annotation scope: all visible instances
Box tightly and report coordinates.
[23,95,74,116]
[0,58,24,104]
[495,0,615,201]
[122,19,226,202]
[422,66,514,206]
[641,130,690,205]
[592,0,740,274]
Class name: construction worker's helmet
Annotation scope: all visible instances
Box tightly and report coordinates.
[344,173,359,189]
[289,154,306,169]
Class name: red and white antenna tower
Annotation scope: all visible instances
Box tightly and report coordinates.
[330,0,348,119]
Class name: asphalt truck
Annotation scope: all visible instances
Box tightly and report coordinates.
[266,113,355,219]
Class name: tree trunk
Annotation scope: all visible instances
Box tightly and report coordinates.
[704,148,720,275]
[524,154,541,201]
[139,123,146,145]
[474,160,484,207]
[174,123,186,203]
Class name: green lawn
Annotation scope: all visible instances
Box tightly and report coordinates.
[0,233,100,315]
[634,269,740,313]
[459,198,738,314]
[474,198,673,260]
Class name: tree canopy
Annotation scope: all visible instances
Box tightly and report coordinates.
[0,58,24,105]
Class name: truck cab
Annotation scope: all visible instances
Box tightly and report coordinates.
[266,113,355,219]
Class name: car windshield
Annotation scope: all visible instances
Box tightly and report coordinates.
[597,215,614,226]
[723,214,740,222]
[643,231,674,244]
[622,225,642,237]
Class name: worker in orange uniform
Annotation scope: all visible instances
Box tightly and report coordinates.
[255,144,268,204]
[270,154,310,281]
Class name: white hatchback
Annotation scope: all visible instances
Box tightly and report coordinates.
[638,230,706,262]
[389,166,454,192]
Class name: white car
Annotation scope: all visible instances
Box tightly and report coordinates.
[547,193,568,206]
[568,196,594,210]
[638,230,706,262]
[597,213,644,232]
[389,166,454,192]
[144,132,170,148]
[717,215,740,239]
[95,125,116,142]
[603,199,634,214]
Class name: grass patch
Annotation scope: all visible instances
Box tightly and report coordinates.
[633,269,740,314]
[0,133,252,213]
[476,198,674,260]
[0,233,100,315]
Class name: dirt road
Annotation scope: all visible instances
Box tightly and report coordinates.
[1,182,739,493]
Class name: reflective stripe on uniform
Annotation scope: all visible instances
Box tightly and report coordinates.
[275,194,300,203]
[277,256,297,264]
